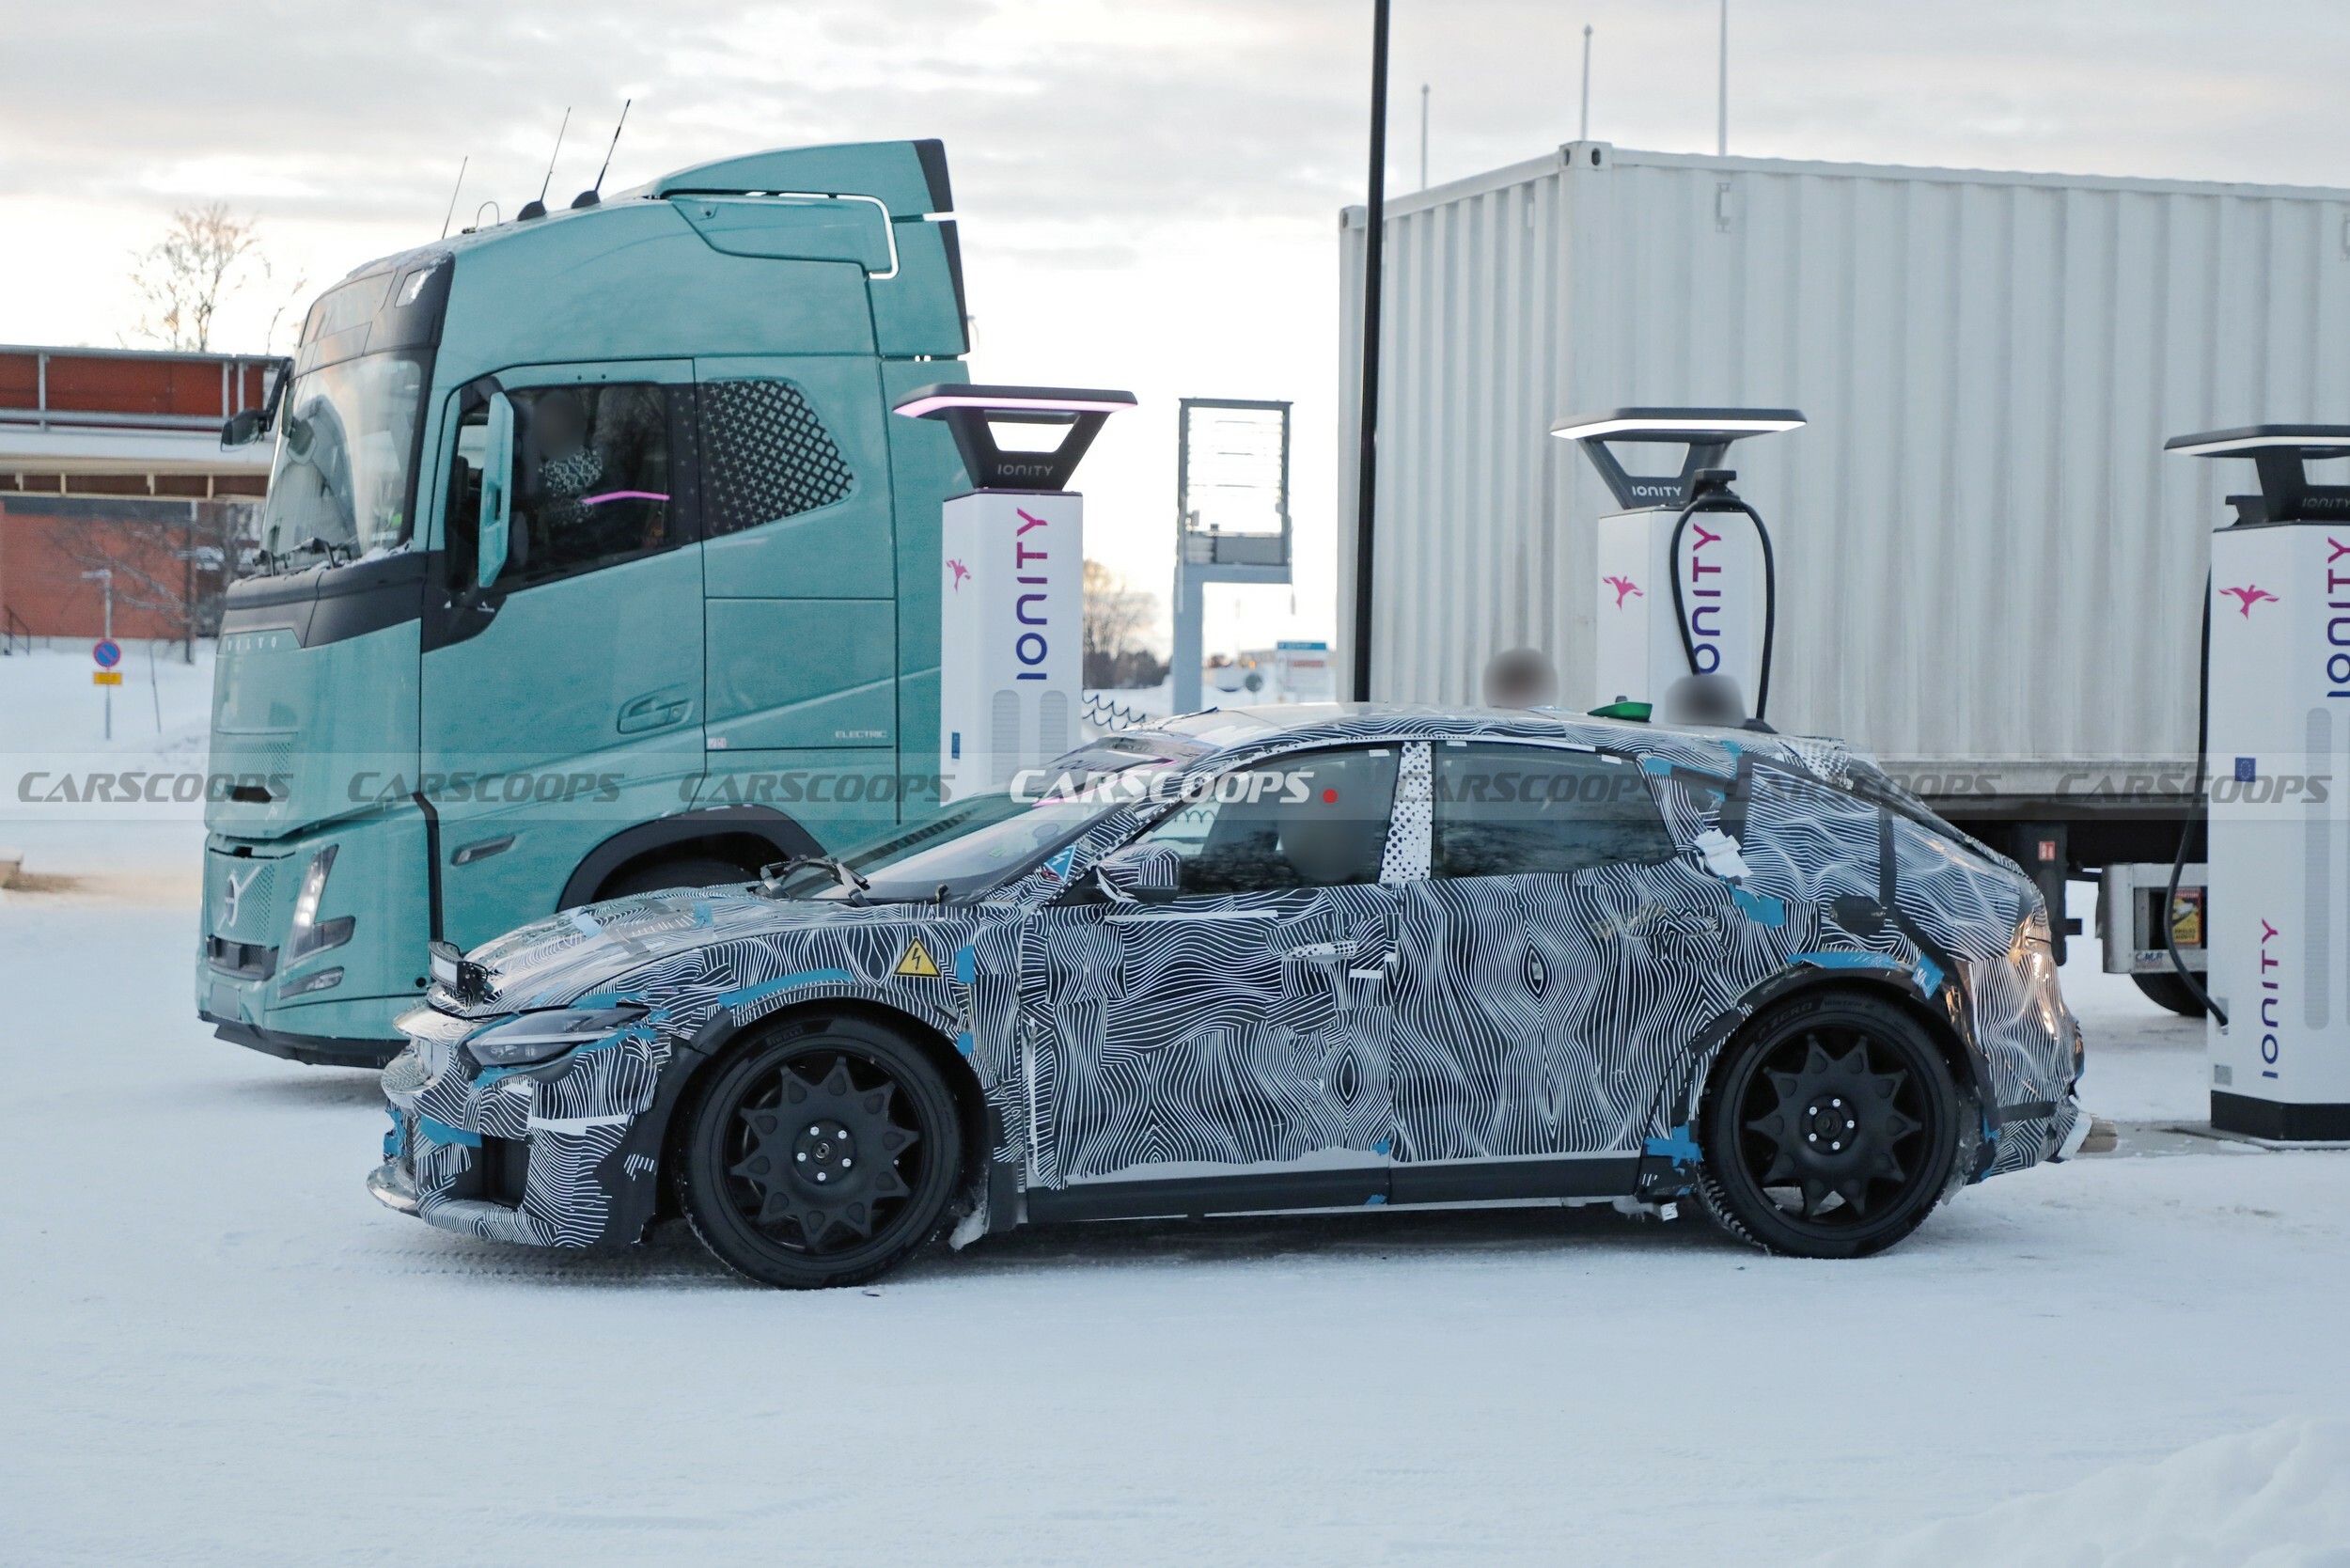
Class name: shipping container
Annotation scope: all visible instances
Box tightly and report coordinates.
[1337,141,2350,872]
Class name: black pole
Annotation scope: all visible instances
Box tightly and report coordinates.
[1351,0,1390,702]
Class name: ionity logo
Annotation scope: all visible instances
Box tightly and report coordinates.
[1605,574,1643,610]
[2220,584,2277,618]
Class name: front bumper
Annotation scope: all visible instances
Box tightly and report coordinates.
[374,1007,679,1249]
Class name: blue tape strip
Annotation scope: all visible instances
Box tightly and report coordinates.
[1643,1124,1701,1166]
[953,944,977,986]
[717,968,858,1009]
[382,1106,403,1161]
[953,1030,975,1057]
[1794,949,1905,973]
[1731,886,1787,927]
[417,1115,480,1149]
[1916,957,1945,996]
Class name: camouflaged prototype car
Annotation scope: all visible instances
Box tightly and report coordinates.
[369,704,2088,1287]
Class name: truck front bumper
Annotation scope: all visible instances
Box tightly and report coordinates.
[206,1011,402,1069]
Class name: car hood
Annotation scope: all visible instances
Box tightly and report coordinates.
[452,884,948,1015]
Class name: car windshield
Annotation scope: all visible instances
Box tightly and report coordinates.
[256,351,429,569]
[777,752,1182,903]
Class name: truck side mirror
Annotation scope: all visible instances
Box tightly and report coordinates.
[478,391,516,589]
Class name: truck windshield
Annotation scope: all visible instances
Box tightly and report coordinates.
[256,351,429,569]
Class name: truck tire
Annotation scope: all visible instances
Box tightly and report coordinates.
[677,1014,963,1290]
[594,855,755,901]
[1696,990,1964,1260]
[2132,971,2209,1018]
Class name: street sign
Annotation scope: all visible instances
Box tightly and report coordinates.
[93,639,121,669]
[93,671,123,686]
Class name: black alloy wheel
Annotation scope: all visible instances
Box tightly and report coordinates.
[679,1015,963,1289]
[1697,990,1965,1259]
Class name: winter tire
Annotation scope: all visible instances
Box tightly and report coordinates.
[1697,990,1964,1259]
[679,1014,963,1289]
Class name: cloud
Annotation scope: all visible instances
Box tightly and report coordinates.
[7,0,2347,652]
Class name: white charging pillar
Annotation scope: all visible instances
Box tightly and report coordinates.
[1551,409,1804,715]
[894,384,1136,802]
[2169,426,2350,1141]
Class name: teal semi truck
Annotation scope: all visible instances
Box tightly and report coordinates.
[199,139,974,1066]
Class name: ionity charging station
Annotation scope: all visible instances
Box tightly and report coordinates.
[1551,408,1806,720]
[894,384,1136,801]
[2166,426,2350,1140]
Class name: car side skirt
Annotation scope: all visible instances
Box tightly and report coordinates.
[1024,1154,1640,1224]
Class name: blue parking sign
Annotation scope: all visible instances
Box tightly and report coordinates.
[92,639,121,669]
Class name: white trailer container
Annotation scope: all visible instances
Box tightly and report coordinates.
[1337,141,2350,879]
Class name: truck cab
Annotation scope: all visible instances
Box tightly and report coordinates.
[198,139,972,1065]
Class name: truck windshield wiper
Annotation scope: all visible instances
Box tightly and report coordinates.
[759,855,870,899]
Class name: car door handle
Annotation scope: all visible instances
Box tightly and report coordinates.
[617,689,692,734]
[1283,940,1358,963]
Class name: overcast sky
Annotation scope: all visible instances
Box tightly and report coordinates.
[7,0,2347,654]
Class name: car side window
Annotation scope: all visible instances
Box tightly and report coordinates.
[1135,746,1402,896]
[1430,743,1677,877]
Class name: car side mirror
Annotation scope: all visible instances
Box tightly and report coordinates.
[1090,842,1183,903]
[478,391,516,588]
[219,408,266,448]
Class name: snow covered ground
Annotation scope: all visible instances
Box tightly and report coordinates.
[4,648,2343,1565]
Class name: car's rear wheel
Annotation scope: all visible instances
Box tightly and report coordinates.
[679,1015,963,1290]
[1696,990,1964,1259]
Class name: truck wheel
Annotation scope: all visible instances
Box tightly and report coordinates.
[678,1015,963,1290]
[1696,991,1963,1260]
[2132,972,2209,1018]
[595,855,753,900]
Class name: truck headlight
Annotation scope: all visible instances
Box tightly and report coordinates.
[464,1004,648,1067]
[286,846,355,961]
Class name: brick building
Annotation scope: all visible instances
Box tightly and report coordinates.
[0,344,276,647]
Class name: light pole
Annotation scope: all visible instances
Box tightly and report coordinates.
[80,568,113,741]
[1716,0,1729,157]
[1419,83,1430,190]
[1579,24,1593,142]
[1352,0,1392,703]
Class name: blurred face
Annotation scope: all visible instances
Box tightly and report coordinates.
[537,393,587,454]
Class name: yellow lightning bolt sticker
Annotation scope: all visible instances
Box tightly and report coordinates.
[893,937,942,979]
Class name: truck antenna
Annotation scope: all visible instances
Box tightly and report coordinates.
[572,99,632,209]
[519,107,570,220]
[438,154,468,241]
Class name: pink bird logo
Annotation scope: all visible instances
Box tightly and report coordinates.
[1605,574,1643,610]
[2220,585,2277,618]
[947,559,970,591]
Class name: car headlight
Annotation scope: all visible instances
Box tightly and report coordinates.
[463,1004,648,1067]
[285,845,354,961]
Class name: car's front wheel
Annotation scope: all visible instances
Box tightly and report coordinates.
[1696,990,1965,1259]
[678,1014,963,1289]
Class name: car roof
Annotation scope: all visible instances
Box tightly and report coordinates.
[1113,700,1888,795]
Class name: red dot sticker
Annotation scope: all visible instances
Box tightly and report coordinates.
[1322,788,1339,805]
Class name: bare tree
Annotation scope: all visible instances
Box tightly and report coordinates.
[59,502,257,662]
[1083,558,1167,689]
[128,204,265,352]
